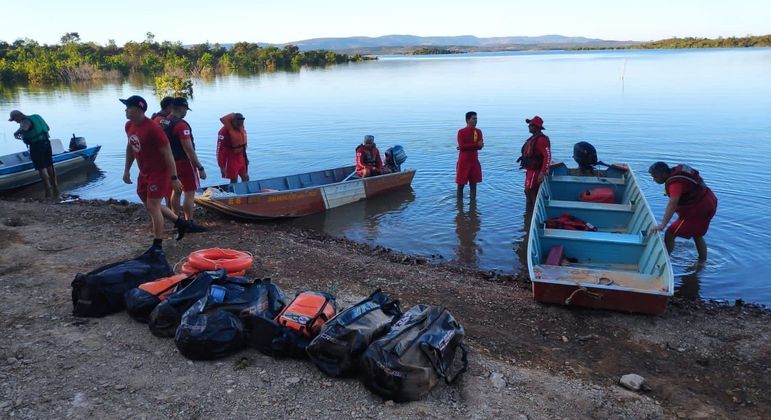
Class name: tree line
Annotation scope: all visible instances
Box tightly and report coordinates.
[0,32,372,84]
[631,35,771,49]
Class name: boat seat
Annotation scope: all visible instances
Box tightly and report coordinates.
[550,175,626,185]
[533,264,667,292]
[541,228,645,245]
[547,199,632,212]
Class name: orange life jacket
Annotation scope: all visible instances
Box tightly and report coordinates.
[519,133,549,170]
[665,164,708,206]
[219,113,247,148]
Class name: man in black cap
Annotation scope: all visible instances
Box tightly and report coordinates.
[120,95,188,249]
[160,97,207,233]
[8,110,60,199]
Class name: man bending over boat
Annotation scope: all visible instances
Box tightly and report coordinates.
[456,111,483,199]
[120,95,188,249]
[161,97,208,233]
[216,113,249,183]
[356,135,391,177]
[648,162,718,261]
[8,110,60,199]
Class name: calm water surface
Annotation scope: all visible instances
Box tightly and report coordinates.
[2,48,770,305]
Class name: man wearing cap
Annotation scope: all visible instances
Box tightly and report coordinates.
[8,110,60,199]
[648,162,718,261]
[518,115,551,210]
[120,95,188,249]
[456,111,483,199]
[216,112,249,183]
[160,97,207,233]
[355,135,390,178]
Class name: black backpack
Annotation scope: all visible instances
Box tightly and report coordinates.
[71,247,172,317]
[175,278,286,360]
[307,289,402,377]
[360,304,468,402]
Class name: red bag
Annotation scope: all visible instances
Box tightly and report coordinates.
[545,214,597,231]
[579,187,615,204]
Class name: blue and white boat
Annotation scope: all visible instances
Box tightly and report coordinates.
[527,162,674,315]
[0,138,101,191]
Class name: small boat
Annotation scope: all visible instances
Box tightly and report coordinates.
[527,162,674,315]
[195,165,416,219]
[0,138,101,192]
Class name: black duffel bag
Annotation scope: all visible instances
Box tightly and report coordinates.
[360,304,468,402]
[148,270,244,337]
[175,278,286,360]
[307,289,401,377]
[71,246,172,317]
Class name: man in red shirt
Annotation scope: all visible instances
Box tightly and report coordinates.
[162,97,207,232]
[519,115,551,211]
[120,95,187,249]
[355,135,390,178]
[151,96,173,124]
[648,162,718,261]
[216,112,249,183]
[456,111,483,199]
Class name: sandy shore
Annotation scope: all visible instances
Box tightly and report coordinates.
[0,197,768,419]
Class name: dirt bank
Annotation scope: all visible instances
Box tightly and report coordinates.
[0,198,768,419]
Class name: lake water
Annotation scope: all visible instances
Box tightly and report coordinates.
[2,48,770,306]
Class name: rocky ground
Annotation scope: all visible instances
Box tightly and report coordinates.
[0,197,768,419]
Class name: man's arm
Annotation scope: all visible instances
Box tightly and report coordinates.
[650,194,679,233]
[123,143,135,184]
[537,138,551,182]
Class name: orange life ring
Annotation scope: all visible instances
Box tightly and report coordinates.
[179,261,246,277]
[187,248,253,273]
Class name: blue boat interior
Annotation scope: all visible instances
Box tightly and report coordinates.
[529,163,670,291]
[206,165,358,195]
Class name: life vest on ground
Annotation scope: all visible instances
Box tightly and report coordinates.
[219,113,247,149]
[518,133,549,170]
[665,164,709,206]
[545,214,597,231]
[161,116,195,161]
[579,187,615,203]
[275,291,336,338]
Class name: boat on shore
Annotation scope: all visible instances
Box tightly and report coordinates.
[0,138,101,192]
[195,165,416,219]
[527,162,674,315]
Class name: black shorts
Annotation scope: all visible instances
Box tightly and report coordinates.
[29,140,53,170]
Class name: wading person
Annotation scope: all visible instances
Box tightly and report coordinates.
[8,110,60,199]
[518,115,550,211]
[456,111,483,199]
[355,135,390,178]
[216,113,249,183]
[120,95,188,248]
[648,162,718,261]
[162,97,207,233]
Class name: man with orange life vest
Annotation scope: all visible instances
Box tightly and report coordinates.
[216,113,249,183]
[518,115,551,210]
[120,95,188,249]
[355,135,390,178]
[648,162,718,261]
[162,97,208,233]
[456,111,483,199]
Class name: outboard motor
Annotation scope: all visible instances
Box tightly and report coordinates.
[573,141,597,173]
[69,133,87,151]
[385,145,407,173]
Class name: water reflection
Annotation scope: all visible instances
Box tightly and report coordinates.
[0,163,104,199]
[674,261,705,301]
[454,198,481,267]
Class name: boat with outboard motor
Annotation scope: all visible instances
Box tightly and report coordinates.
[0,137,101,192]
[527,161,674,315]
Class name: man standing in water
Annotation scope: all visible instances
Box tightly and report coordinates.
[518,115,551,211]
[217,112,249,183]
[456,111,483,199]
[8,110,60,199]
[648,162,718,261]
[120,95,188,248]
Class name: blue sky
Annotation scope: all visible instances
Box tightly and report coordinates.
[4,0,769,45]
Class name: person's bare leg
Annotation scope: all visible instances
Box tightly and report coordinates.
[170,190,183,220]
[693,236,708,261]
[159,203,187,240]
[38,168,52,197]
[457,185,464,198]
[47,165,59,197]
[145,198,167,240]
[182,191,195,221]
[469,183,477,200]
[664,231,675,254]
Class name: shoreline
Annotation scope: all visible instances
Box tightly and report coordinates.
[0,197,768,418]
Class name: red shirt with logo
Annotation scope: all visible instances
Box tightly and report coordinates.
[170,119,193,161]
[125,117,170,176]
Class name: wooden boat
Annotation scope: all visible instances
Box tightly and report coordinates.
[0,139,101,191]
[195,165,416,219]
[527,162,674,315]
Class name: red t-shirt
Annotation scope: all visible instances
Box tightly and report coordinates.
[457,126,483,160]
[125,117,170,176]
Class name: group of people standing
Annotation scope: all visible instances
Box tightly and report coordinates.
[118,94,250,250]
[452,111,717,262]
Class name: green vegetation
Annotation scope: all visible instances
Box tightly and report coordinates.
[0,32,373,85]
[632,35,771,49]
[408,47,464,55]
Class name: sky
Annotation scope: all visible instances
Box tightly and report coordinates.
[4,0,769,45]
